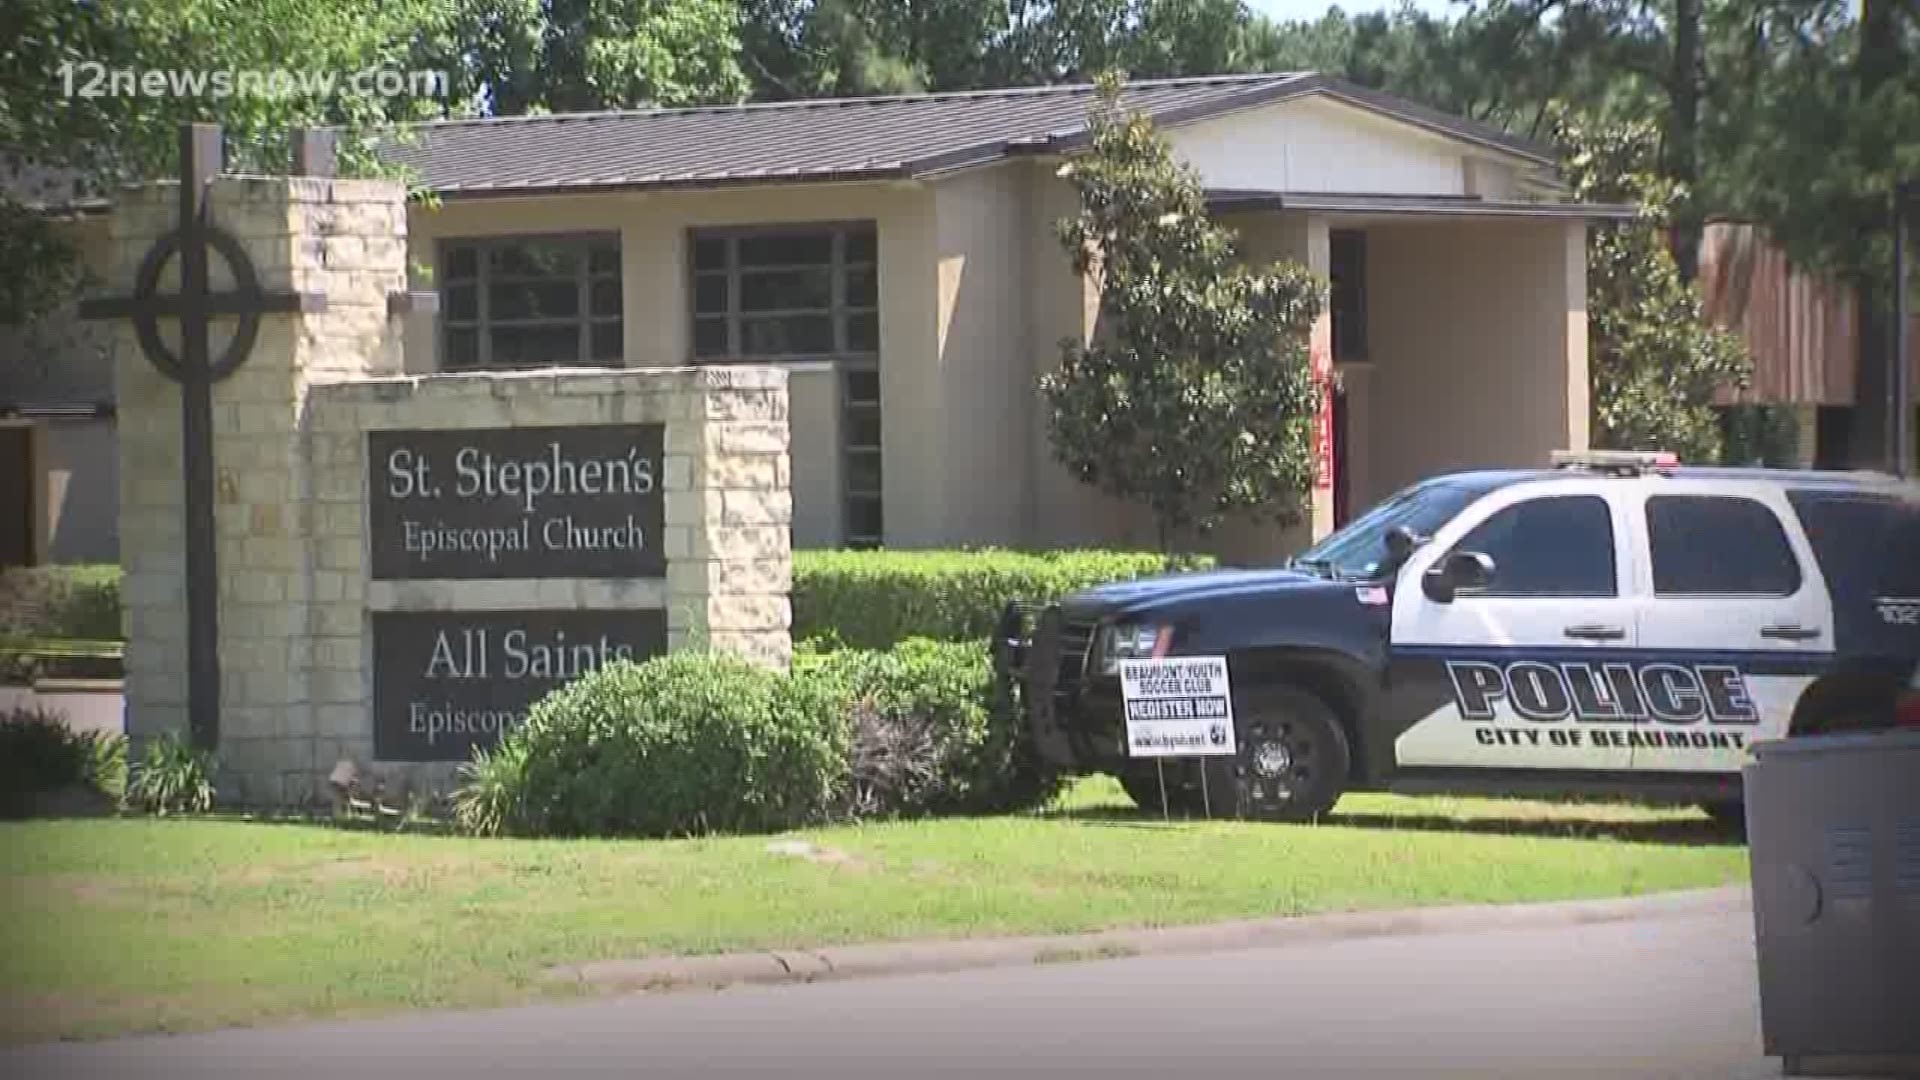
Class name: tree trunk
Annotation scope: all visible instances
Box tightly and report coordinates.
[1665,0,1702,283]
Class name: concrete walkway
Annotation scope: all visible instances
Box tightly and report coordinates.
[2,887,1808,1079]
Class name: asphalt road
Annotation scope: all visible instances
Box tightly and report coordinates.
[4,895,1795,1080]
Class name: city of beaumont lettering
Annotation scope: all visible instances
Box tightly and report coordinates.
[367,424,667,581]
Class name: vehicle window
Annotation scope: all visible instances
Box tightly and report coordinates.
[1647,495,1801,596]
[1451,495,1616,597]
[1290,479,1489,580]
[1787,492,1920,599]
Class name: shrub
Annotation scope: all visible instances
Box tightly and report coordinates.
[799,638,1065,818]
[124,732,218,816]
[0,706,126,816]
[793,549,1214,650]
[0,564,123,641]
[455,653,847,838]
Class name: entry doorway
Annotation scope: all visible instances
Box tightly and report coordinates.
[0,424,37,568]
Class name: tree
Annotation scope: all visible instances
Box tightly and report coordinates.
[423,0,750,115]
[1551,105,1750,462]
[1042,75,1325,553]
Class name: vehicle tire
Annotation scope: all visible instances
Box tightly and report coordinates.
[1233,684,1352,822]
[1699,800,1746,833]
[1118,767,1209,817]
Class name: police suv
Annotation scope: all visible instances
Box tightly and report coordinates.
[998,452,1920,822]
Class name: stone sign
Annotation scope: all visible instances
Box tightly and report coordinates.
[371,609,667,762]
[368,424,666,580]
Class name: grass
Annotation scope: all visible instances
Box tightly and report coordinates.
[0,777,1748,1045]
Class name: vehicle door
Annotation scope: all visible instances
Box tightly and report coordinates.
[1387,480,1639,772]
[1627,484,1833,774]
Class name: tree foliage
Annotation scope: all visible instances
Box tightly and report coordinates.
[1551,105,1749,462]
[1042,75,1324,549]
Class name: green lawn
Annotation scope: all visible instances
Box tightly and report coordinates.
[0,777,1748,1045]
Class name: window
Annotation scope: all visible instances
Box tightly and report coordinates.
[1452,495,1617,597]
[1647,495,1801,596]
[841,369,883,549]
[689,225,877,360]
[688,223,882,546]
[439,235,622,370]
[1330,229,1367,362]
[1787,492,1920,599]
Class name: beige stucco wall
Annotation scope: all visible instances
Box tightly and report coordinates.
[408,182,936,550]
[1365,218,1589,500]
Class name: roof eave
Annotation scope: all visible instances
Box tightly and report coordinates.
[426,165,920,201]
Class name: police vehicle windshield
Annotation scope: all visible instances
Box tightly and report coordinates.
[1289,477,1495,580]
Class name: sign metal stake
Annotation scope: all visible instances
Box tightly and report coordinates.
[1199,760,1212,820]
[1155,757,1170,821]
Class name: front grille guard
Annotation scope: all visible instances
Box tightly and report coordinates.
[993,600,1079,767]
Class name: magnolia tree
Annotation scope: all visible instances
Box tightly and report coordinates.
[1042,75,1326,555]
[1550,106,1752,462]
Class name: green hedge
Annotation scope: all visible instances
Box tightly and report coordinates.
[793,549,1214,651]
[0,564,122,641]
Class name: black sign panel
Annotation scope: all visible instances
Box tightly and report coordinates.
[372,609,667,762]
[368,424,665,580]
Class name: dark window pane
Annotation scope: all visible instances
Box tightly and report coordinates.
[443,245,478,282]
[739,232,832,267]
[740,267,833,312]
[490,324,580,366]
[591,322,623,362]
[845,411,881,449]
[588,243,620,275]
[846,452,882,494]
[1330,229,1367,361]
[694,274,730,315]
[845,369,880,403]
[693,317,729,358]
[1649,496,1801,595]
[846,497,883,544]
[488,240,579,278]
[1790,493,1920,598]
[846,229,877,263]
[444,282,477,321]
[741,314,833,355]
[846,266,877,308]
[443,327,478,368]
[693,237,728,271]
[847,312,878,352]
[489,281,579,321]
[1454,495,1616,597]
[590,278,622,318]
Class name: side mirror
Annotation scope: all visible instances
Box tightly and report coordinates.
[1421,551,1496,604]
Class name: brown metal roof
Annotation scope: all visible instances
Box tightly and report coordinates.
[1207,190,1630,219]
[385,73,1558,198]
[1701,220,1920,407]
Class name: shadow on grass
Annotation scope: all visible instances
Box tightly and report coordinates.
[1038,803,1747,847]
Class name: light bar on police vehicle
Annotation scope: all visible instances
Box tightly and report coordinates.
[1550,449,1680,475]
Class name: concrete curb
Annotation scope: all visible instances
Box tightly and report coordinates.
[545,886,1752,995]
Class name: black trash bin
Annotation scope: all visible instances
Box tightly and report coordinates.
[1745,729,1920,1077]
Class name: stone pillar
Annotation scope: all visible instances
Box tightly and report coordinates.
[114,175,407,805]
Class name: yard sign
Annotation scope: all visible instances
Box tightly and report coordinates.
[1117,657,1237,758]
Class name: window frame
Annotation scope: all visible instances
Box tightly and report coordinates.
[686,222,879,364]
[438,232,623,371]
[1447,492,1621,599]
[1645,493,1805,599]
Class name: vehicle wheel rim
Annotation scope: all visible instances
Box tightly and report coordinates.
[1242,716,1318,810]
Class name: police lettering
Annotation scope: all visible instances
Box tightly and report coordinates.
[1446,660,1758,725]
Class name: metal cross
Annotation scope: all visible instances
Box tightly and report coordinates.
[80,123,329,752]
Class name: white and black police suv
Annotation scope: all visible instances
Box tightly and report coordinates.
[996,451,1920,822]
